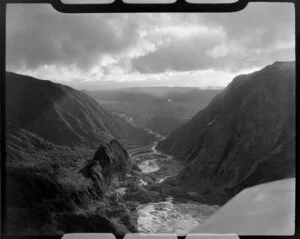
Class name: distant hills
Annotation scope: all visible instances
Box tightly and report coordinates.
[157,61,295,203]
[87,87,221,136]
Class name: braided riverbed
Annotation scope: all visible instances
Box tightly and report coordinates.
[116,126,220,235]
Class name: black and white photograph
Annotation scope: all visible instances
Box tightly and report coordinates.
[4,1,295,236]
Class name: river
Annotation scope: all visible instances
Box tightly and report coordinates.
[114,113,220,235]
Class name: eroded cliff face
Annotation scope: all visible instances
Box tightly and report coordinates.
[80,139,132,190]
[157,61,295,203]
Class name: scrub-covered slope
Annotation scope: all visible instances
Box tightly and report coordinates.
[157,61,295,202]
[5,72,154,235]
[6,72,154,149]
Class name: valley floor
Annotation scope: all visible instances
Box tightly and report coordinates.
[115,129,220,235]
[7,118,219,236]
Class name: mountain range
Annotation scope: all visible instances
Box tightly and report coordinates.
[87,87,221,136]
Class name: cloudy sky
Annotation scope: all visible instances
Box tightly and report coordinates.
[6,3,295,90]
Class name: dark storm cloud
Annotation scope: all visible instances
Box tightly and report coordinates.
[6,5,139,70]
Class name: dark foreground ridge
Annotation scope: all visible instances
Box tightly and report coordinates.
[5,72,155,235]
[7,139,138,235]
[157,61,295,204]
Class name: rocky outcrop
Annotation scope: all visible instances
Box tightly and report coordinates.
[7,139,134,235]
[157,61,295,203]
[80,139,132,190]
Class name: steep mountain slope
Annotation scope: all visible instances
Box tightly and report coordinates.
[5,72,154,235]
[157,61,295,202]
[87,87,221,136]
[6,72,154,148]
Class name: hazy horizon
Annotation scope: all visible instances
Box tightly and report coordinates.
[6,3,295,90]
[82,85,225,91]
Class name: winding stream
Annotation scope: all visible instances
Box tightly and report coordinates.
[135,128,171,176]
